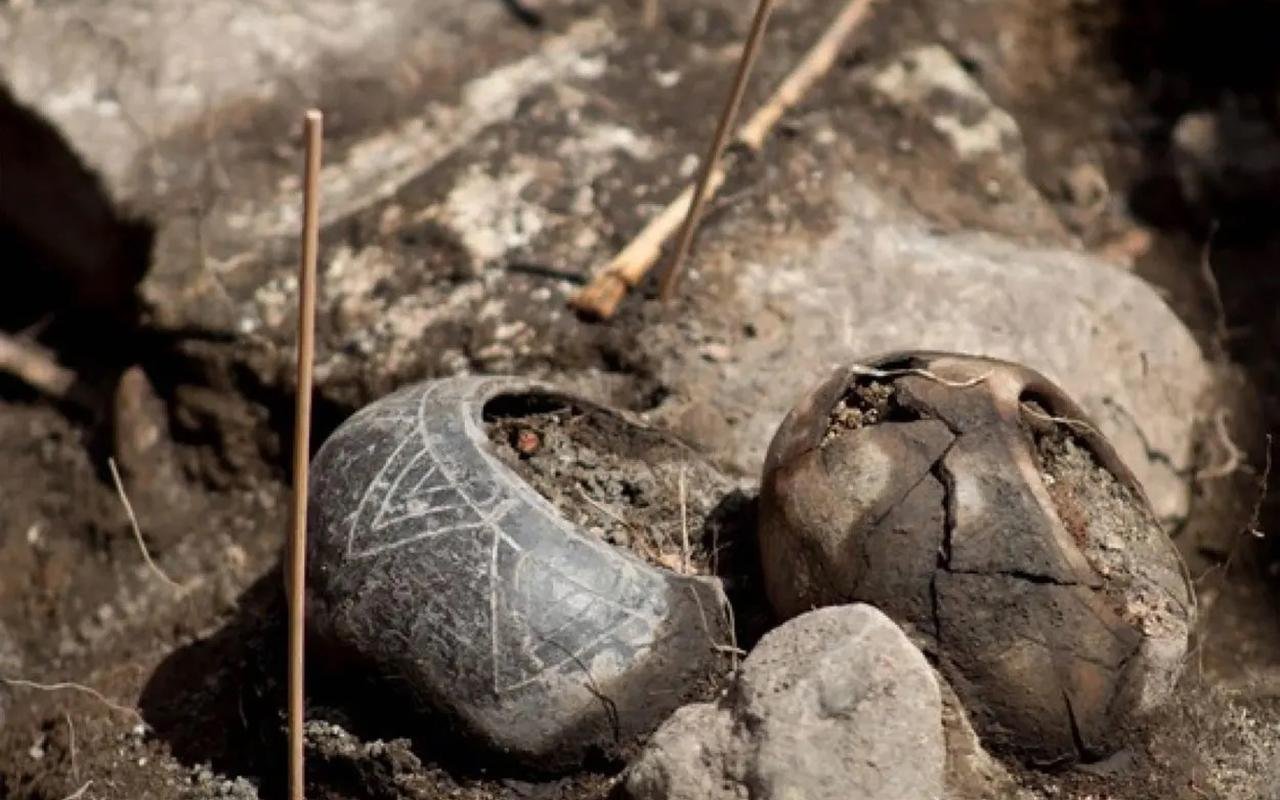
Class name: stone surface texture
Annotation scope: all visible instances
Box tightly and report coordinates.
[664,178,1209,524]
[626,605,945,800]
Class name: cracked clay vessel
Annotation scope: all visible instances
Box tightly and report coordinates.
[758,352,1193,763]
[306,376,731,768]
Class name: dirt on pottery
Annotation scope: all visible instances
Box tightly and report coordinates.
[1033,415,1192,600]
[485,392,739,576]
[1031,412,1195,683]
[481,394,772,707]
[825,379,898,439]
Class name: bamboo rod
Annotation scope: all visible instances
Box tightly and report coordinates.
[659,0,777,302]
[288,108,323,800]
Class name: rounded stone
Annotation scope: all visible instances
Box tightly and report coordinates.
[757,351,1194,763]
[625,604,946,800]
[306,376,732,769]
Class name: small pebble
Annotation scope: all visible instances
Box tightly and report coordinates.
[700,343,733,363]
[1061,162,1109,210]
[516,429,541,456]
[654,69,681,88]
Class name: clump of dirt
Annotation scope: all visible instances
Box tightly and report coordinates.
[1034,416,1149,556]
[485,393,738,576]
[825,379,897,439]
[1030,409,1194,643]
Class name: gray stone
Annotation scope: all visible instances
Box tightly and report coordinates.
[0,0,535,212]
[854,43,1064,239]
[626,605,945,800]
[0,0,591,316]
[625,703,743,800]
[869,45,1025,170]
[306,375,732,768]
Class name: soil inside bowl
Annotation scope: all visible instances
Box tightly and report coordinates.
[484,392,738,576]
[825,379,896,436]
[1027,405,1192,637]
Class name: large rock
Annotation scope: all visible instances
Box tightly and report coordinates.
[0,0,591,313]
[306,376,732,769]
[0,0,551,211]
[658,177,1210,524]
[625,605,945,800]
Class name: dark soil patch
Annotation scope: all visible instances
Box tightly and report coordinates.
[485,392,738,576]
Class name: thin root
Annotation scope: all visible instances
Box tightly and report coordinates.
[686,585,747,665]
[61,781,93,800]
[1,678,145,727]
[846,363,992,390]
[1199,222,1230,356]
[1196,408,1246,482]
[1019,403,1106,440]
[574,485,668,563]
[1244,434,1272,540]
[1186,434,1272,676]
[107,457,188,593]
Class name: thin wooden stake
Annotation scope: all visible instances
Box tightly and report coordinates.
[659,0,777,302]
[570,0,877,318]
[288,108,323,800]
